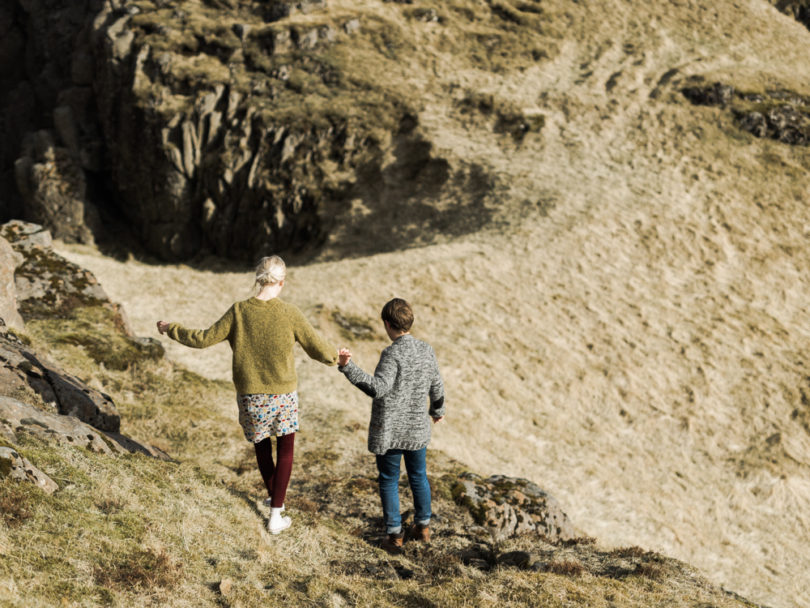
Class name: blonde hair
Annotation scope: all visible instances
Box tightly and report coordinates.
[254,255,286,290]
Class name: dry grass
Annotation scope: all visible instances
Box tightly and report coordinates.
[6,0,810,606]
[0,482,33,528]
[93,548,182,590]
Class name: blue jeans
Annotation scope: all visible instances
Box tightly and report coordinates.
[375,447,431,535]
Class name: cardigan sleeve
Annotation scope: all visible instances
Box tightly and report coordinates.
[339,351,398,399]
[428,348,446,417]
[166,306,234,349]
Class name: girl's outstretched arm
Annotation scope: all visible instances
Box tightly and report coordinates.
[157,307,235,348]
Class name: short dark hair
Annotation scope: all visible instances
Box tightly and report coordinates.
[381,298,413,332]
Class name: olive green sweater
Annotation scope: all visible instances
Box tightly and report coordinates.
[166,297,338,395]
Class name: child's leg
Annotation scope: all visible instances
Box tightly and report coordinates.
[375,450,404,534]
[254,437,275,498]
[271,432,295,508]
[403,447,431,526]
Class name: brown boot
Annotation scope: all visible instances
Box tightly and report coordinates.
[381,532,404,555]
[407,523,430,543]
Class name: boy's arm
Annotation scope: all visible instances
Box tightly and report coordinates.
[339,350,397,398]
[428,350,445,419]
[293,308,338,365]
[165,307,234,348]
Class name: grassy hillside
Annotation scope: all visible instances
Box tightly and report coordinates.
[0,304,760,607]
[6,0,810,606]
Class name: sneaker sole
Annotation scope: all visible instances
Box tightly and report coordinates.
[268,520,291,535]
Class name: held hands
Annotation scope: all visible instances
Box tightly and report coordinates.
[156,320,170,335]
[338,348,352,367]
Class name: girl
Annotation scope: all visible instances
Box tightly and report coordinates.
[157,255,338,534]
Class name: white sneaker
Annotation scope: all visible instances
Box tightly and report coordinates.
[268,515,291,535]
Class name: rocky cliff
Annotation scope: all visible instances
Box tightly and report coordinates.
[1,0,504,261]
[4,0,810,264]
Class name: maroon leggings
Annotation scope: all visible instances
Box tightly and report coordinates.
[254,433,295,508]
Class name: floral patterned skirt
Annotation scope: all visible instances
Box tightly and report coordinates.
[236,392,299,443]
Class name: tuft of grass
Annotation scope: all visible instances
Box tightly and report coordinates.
[546,559,585,576]
[613,545,648,558]
[0,480,34,527]
[94,547,182,590]
[634,562,665,580]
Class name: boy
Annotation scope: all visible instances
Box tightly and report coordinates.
[338,298,445,555]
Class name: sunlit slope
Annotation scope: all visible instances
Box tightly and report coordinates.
[59,0,810,606]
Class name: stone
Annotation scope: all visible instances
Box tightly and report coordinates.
[1,220,111,319]
[0,330,120,432]
[452,473,576,542]
[0,395,171,461]
[218,578,233,596]
[102,431,173,461]
[0,220,52,251]
[0,446,58,494]
[0,395,116,455]
[343,19,361,35]
[46,368,120,433]
[0,237,24,330]
[681,82,734,107]
[739,112,768,138]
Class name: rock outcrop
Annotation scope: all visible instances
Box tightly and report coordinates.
[14,129,101,244]
[681,79,810,146]
[1,328,120,432]
[0,220,169,457]
[770,0,810,31]
[1,0,493,262]
[0,445,58,494]
[452,472,576,542]
[0,395,170,461]
[0,235,24,330]
[0,220,129,326]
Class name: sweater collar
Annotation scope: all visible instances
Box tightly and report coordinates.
[248,296,282,307]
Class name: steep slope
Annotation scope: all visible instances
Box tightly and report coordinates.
[0,229,761,608]
[55,1,810,607]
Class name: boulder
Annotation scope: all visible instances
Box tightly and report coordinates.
[0,446,58,494]
[0,220,111,320]
[452,472,576,542]
[0,394,117,455]
[0,333,120,432]
[0,236,24,330]
[45,368,120,433]
[0,219,52,250]
[0,395,171,461]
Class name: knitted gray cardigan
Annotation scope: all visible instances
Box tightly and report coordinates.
[339,334,445,455]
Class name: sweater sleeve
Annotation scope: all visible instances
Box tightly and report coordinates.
[166,307,234,349]
[339,352,397,399]
[428,349,446,418]
[292,308,338,365]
